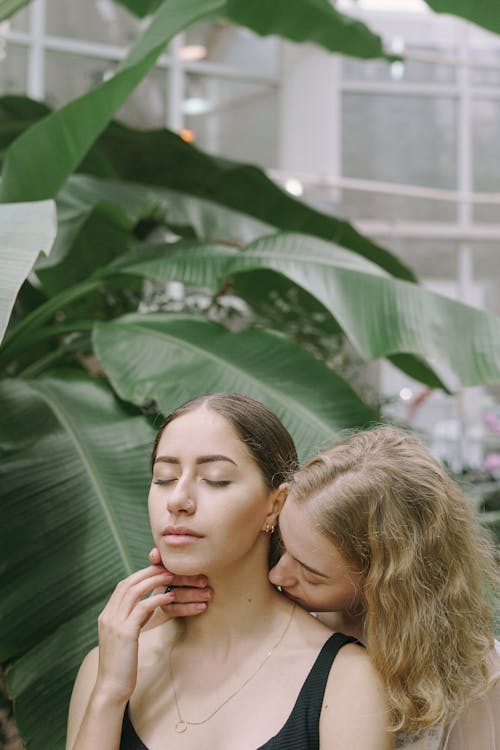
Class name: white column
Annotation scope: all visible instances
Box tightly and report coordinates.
[168,33,185,131]
[278,41,341,198]
[27,0,45,100]
[456,21,474,306]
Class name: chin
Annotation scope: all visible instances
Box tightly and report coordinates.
[161,552,206,577]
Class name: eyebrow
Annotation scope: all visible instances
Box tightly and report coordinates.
[154,454,237,466]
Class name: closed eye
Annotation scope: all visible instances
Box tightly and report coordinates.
[204,480,231,487]
[152,478,177,485]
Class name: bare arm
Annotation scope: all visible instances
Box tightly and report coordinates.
[320,643,395,750]
[66,647,127,750]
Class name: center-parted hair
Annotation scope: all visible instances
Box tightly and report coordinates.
[289,425,498,735]
[152,392,298,488]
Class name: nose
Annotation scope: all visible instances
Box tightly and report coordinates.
[166,478,196,516]
[269,553,297,588]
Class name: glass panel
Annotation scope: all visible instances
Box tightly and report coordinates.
[117,67,167,129]
[343,47,456,85]
[377,237,458,279]
[184,74,278,168]
[0,43,27,94]
[9,5,30,31]
[46,0,142,46]
[469,51,500,88]
[335,190,456,222]
[474,243,500,314]
[45,50,118,108]
[183,21,278,77]
[472,98,500,193]
[342,93,458,189]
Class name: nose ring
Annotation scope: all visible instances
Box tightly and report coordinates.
[183,498,194,512]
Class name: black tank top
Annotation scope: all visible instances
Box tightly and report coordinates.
[120,632,359,750]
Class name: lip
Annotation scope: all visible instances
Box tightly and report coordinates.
[282,590,302,605]
[161,525,203,546]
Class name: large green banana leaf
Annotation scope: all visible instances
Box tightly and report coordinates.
[424,1,500,34]
[223,0,387,59]
[93,314,377,460]
[83,127,416,281]
[107,235,500,387]
[0,200,56,344]
[114,0,162,17]
[0,95,414,281]
[40,173,273,277]
[0,374,155,749]
[0,97,51,156]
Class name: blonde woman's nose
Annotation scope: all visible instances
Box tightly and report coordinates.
[268,554,296,588]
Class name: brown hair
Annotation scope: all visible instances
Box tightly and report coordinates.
[290,425,498,735]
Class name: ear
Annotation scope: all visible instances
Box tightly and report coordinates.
[262,482,289,532]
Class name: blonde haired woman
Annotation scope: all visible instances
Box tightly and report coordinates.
[269,426,499,749]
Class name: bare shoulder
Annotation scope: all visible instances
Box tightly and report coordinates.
[320,642,394,750]
[327,640,384,697]
[292,604,336,647]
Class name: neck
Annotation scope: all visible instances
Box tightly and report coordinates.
[180,559,290,647]
[317,609,365,642]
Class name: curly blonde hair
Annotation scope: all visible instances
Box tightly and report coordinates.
[289,425,498,735]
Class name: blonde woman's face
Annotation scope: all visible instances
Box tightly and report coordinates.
[269,497,363,613]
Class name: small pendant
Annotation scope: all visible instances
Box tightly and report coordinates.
[175,720,188,733]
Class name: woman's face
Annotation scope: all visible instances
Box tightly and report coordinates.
[269,497,363,614]
[149,405,277,576]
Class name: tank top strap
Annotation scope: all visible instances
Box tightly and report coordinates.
[259,632,362,750]
[300,632,362,729]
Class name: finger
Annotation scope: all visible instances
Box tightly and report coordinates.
[166,574,209,588]
[129,591,179,629]
[160,602,207,618]
[117,571,174,616]
[149,547,162,565]
[169,587,212,604]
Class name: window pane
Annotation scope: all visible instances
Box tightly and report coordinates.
[377,237,459,279]
[473,98,500,193]
[117,68,167,129]
[342,93,458,189]
[184,74,278,168]
[45,50,117,108]
[9,5,30,31]
[343,46,456,85]
[0,43,27,94]
[333,190,456,223]
[46,0,142,47]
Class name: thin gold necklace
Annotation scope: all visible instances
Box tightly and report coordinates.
[168,603,296,733]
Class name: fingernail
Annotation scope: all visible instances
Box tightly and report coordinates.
[195,603,207,611]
